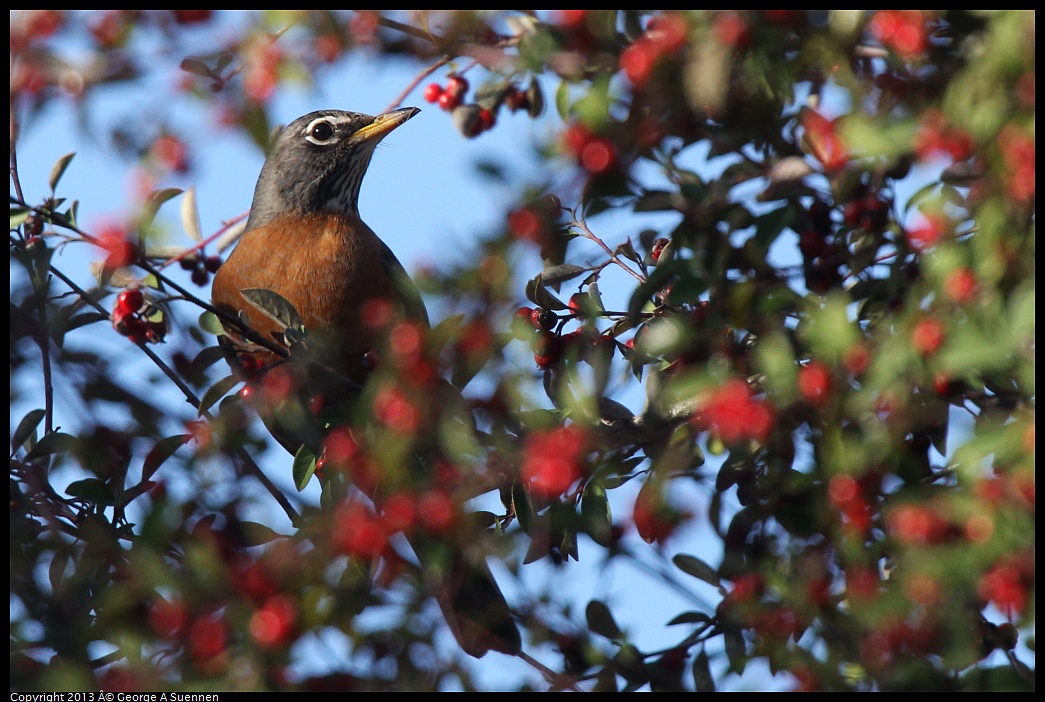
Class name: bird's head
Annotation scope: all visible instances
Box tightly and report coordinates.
[246,107,419,229]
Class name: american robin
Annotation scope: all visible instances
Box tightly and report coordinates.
[211,107,521,658]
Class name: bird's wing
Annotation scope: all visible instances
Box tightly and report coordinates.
[379,240,430,328]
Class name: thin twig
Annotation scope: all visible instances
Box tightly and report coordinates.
[572,212,647,285]
[384,56,452,113]
[46,262,303,526]
[517,649,584,692]
[156,211,248,271]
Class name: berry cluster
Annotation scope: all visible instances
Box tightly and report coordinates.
[513,305,561,369]
[112,287,166,344]
[514,303,616,371]
[424,73,534,138]
[424,74,493,138]
[180,251,222,286]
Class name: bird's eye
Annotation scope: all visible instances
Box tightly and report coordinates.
[307,120,335,143]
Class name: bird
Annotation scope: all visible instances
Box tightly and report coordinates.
[211,107,521,658]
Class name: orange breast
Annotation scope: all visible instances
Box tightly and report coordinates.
[211,211,395,382]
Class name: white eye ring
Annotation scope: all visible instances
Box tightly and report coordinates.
[305,119,336,145]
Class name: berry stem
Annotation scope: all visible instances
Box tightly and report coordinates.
[571,211,647,284]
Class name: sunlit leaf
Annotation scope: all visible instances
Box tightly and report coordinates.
[48,152,75,191]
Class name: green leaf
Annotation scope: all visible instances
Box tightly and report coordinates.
[692,648,716,692]
[12,408,46,452]
[241,287,305,330]
[541,263,590,286]
[240,520,286,546]
[180,56,214,77]
[199,310,227,336]
[293,444,318,491]
[633,190,677,212]
[627,258,686,320]
[526,76,545,118]
[141,187,184,228]
[800,291,858,365]
[582,481,612,546]
[11,207,31,230]
[525,273,568,310]
[142,434,191,481]
[672,553,722,589]
[187,345,228,374]
[26,432,78,460]
[555,79,571,121]
[723,625,747,674]
[754,330,798,404]
[752,204,794,249]
[198,374,240,415]
[511,480,534,533]
[65,478,116,506]
[586,599,622,640]
[49,152,76,191]
[48,549,70,592]
[667,611,713,626]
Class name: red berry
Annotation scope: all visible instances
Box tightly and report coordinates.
[932,372,961,398]
[912,318,945,356]
[943,267,977,305]
[188,614,228,662]
[445,74,469,97]
[579,137,618,175]
[507,206,549,246]
[531,307,557,330]
[437,90,461,111]
[650,237,670,261]
[843,200,865,227]
[116,288,144,315]
[860,197,889,231]
[112,308,147,341]
[568,294,585,316]
[843,344,872,377]
[423,82,443,103]
[234,355,264,380]
[534,332,563,369]
[477,107,495,132]
[504,86,528,111]
[620,40,660,86]
[797,361,832,406]
[799,228,829,260]
[554,10,588,29]
[144,319,167,344]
